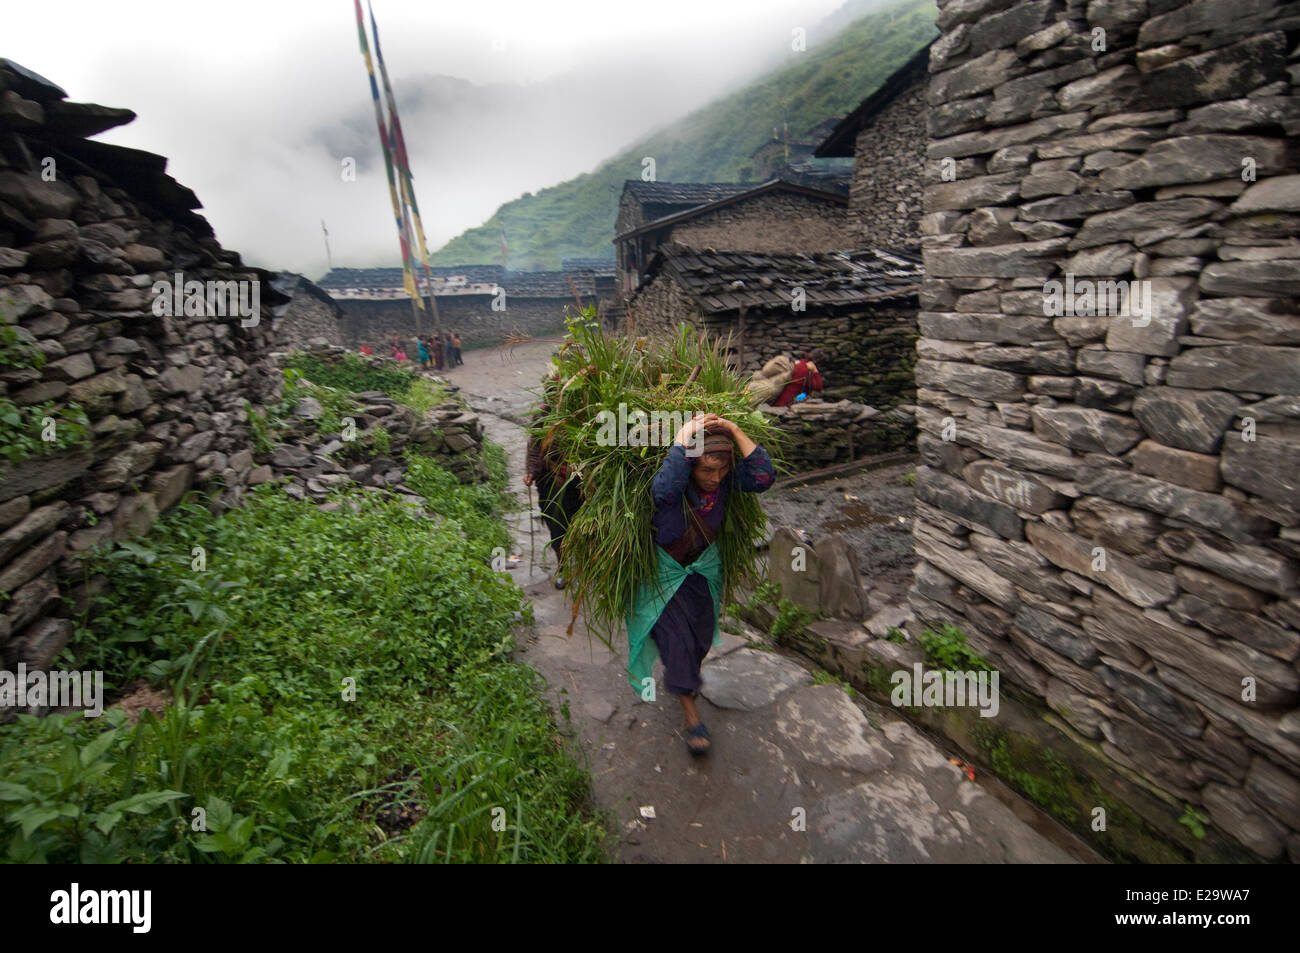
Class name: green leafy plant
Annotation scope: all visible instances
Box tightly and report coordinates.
[245,401,275,456]
[769,597,815,641]
[918,623,992,672]
[400,376,450,415]
[1179,804,1208,840]
[0,710,186,863]
[884,626,907,644]
[0,399,90,463]
[0,324,47,370]
[811,670,855,697]
[22,461,606,864]
[282,351,413,397]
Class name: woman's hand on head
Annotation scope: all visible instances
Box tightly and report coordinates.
[676,412,719,446]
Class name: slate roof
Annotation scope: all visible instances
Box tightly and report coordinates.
[561,257,616,276]
[773,167,851,197]
[616,174,850,241]
[317,265,505,291]
[814,42,934,158]
[269,273,340,318]
[622,182,753,206]
[640,245,921,314]
[316,265,597,299]
[507,271,596,298]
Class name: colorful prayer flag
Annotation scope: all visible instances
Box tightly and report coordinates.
[369,1,436,310]
[354,0,423,309]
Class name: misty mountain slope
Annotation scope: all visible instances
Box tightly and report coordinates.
[429,0,938,270]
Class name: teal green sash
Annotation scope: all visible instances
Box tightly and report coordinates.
[624,542,723,697]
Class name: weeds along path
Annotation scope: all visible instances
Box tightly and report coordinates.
[449,342,1088,864]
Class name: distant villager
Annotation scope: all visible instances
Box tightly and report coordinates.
[746,353,794,404]
[771,349,826,407]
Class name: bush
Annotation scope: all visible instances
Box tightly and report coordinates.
[918,623,992,672]
[10,460,605,863]
[0,399,90,463]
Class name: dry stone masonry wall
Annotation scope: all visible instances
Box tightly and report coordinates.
[669,191,852,254]
[851,78,929,251]
[0,74,286,676]
[335,294,585,354]
[273,278,344,348]
[911,0,1300,860]
[627,273,920,407]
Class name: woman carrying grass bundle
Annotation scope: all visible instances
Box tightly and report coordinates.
[627,412,775,755]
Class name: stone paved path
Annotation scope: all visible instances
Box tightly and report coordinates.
[443,342,1092,864]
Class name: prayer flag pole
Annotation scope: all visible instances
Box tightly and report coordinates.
[369,1,444,340]
[353,0,423,338]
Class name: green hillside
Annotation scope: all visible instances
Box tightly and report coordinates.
[430,0,938,270]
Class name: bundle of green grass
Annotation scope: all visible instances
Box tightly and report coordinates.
[530,309,784,642]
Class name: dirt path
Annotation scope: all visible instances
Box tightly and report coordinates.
[443,342,1093,864]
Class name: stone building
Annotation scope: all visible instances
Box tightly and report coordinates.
[815,42,932,251]
[316,264,601,353]
[624,243,922,418]
[613,177,851,301]
[269,272,344,347]
[906,0,1300,861]
[750,117,844,179]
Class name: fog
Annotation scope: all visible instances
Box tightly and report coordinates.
[5,0,895,277]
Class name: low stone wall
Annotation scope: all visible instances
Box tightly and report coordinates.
[763,398,917,469]
[334,293,593,354]
[269,345,489,489]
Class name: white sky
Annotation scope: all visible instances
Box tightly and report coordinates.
[6,0,859,277]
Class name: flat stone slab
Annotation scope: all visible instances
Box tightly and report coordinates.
[772,684,894,775]
[710,631,750,658]
[805,719,1077,863]
[699,648,813,711]
[864,604,915,638]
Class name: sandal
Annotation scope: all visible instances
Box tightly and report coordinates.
[685,722,710,756]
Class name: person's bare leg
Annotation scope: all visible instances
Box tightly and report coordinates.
[679,693,708,751]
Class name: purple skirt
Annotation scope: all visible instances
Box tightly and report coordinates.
[650,571,715,696]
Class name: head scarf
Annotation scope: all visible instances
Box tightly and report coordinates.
[701,428,734,457]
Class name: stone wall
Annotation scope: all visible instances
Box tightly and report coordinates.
[851,76,928,251]
[334,293,591,353]
[626,270,920,413]
[273,278,343,348]
[0,82,285,675]
[0,67,486,695]
[265,344,489,492]
[669,191,851,254]
[910,0,1300,861]
[764,399,918,469]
